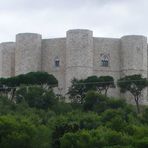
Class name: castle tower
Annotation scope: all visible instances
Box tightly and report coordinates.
[0,42,15,77]
[120,35,148,103]
[121,35,147,77]
[65,29,93,91]
[15,33,42,75]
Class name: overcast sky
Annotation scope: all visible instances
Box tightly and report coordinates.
[0,0,148,42]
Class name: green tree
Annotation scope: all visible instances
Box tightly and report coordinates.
[0,72,58,87]
[84,76,115,96]
[68,78,86,104]
[52,122,79,148]
[141,107,148,124]
[84,76,99,91]
[68,75,115,104]
[83,91,127,113]
[97,76,115,96]
[117,75,148,113]
[0,115,35,148]
[60,127,133,148]
[16,86,57,110]
[0,72,58,101]
[83,91,103,111]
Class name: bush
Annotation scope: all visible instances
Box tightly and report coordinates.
[136,137,148,148]
[16,86,57,110]
[60,127,133,148]
[83,91,130,114]
[51,102,73,114]
[107,98,126,109]
[0,96,16,115]
[52,122,79,148]
[141,107,148,124]
[0,115,35,148]
[83,91,108,111]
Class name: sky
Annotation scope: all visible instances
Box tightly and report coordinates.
[0,0,148,42]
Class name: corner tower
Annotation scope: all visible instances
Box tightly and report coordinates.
[121,35,147,77]
[120,35,148,103]
[0,42,15,77]
[15,33,42,75]
[65,29,94,91]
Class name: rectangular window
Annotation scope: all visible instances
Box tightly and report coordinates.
[100,53,109,67]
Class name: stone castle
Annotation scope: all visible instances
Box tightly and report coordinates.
[0,29,148,102]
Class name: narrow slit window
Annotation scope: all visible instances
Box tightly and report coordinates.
[55,57,60,67]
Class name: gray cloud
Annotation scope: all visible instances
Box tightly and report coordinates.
[0,0,148,42]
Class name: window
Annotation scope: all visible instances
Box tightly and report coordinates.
[54,57,60,67]
[100,54,109,67]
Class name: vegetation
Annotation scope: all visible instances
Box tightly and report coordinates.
[0,71,58,101]
[117,74,148,113]
[68,75,115,103]
[0,72,148,148]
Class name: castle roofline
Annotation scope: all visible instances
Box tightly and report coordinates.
[42,37,66,41]
[0,42,15,44]
[93,37,120,40]
[121,35,147,38]
[67,28,92,31]
[16,33,41,36]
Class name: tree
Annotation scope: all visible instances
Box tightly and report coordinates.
[117,74,148,113]
[83,91,104,111]
[16,86,57,110]
[68,78,86,104]
[0,72,58,87]
[84,76,99,92]
[52,122,79,148]
[84,76,115,96]
[0,115,35,148]
[60,127,133,148]
[0,72,58,101]
[97,76,115,96]
[68,76,115,103]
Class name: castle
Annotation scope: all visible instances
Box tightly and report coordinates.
[0,29,148,103]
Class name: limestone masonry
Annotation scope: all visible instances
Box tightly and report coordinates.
[0,29,148,103]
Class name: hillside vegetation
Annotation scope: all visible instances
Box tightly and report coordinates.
[0,72,148,148]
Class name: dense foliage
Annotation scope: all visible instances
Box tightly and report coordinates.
[118,74,148,113]
[0,71,58,87]
[68,75,115,103]
[0,73,148,148]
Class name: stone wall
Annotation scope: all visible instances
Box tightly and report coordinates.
[120,35,148,103]
[93,37,121,97]
[15,33,42,75]
[0,42,15,77]
[121,35,147,77]
[0,29,147,101]
[65,29,94,92]
[41,38,66,94]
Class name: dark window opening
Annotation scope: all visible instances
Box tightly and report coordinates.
[101,59,109,67]
[100,54,109,67]
[55,57,60,67]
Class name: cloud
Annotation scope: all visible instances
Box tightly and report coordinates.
[0,0,148,42]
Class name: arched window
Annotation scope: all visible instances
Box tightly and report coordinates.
[100,54,109,67]
[54,56,60,67]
